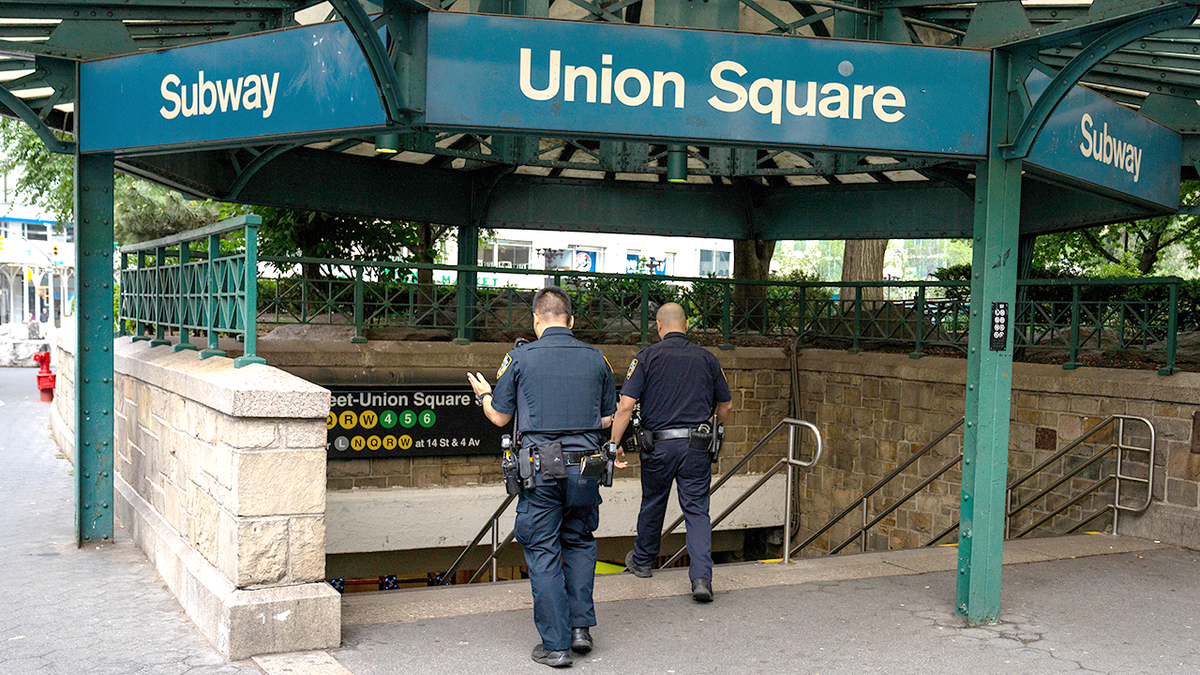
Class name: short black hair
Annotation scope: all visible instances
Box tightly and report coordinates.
[533,286,572,321]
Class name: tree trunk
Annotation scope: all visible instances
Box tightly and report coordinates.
[301,262,322,280]
[411,223,438,321]
[840,239,888,311]
[733,239,775,332]
[1137,230,1162,275]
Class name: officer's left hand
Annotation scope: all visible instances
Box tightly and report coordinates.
[467,371,492,397]
[614,445,628,469]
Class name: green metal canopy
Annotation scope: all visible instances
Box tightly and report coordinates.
[4,0,1199,630]
[1,0,1199,238]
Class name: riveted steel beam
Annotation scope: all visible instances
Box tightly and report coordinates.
[1041,52,1200,97]
[958,49,1022,626]
[223,143,303,200]
[0,82,73,154]
[328,0,408,124]
[74,150,115,546]
[983,0,1195,50]
[1001,4,1198,161]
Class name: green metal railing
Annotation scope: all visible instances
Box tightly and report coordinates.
[117,241,1182,373]
[1013,278,1180,376]
[253,257,1181,373]
[118,215,265,368]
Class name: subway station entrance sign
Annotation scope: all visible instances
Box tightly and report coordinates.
[74,11,1182,209]
[326,386,505,459]
[426,13,993,157]
[79,20,386,153]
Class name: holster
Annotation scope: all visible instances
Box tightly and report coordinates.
[580,441,617,487]
[636,427,655,452]
[536,440,568,480]
[518,443,536,490]
[688,423,713,451]
[710,424,724,464]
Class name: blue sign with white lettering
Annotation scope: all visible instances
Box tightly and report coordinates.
[426,13,992,157]
[1025,70,1180,209]
[79,21,386,153]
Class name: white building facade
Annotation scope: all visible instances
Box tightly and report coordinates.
[445,229,735,288]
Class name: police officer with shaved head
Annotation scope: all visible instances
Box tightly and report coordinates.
[468,286,617,668]
[610,302,733,602]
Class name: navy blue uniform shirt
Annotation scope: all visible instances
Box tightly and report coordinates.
[491,326,617,452]
[621,331,731,431]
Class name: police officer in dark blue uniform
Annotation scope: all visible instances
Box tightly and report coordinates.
[610,302,732,602]
[468,286,617,668]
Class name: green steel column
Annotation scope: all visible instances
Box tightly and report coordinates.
[149,246,170,347]
[74,152,115,546]
[199,233,226,360]
[132,251,149,341]
[453,224,478,345]
[1160,281,1179,376]
[351,266,368,344]
[233,221,266,367]
[957,50,1022,625]
[910,285,925,359]
[174,242,196,352]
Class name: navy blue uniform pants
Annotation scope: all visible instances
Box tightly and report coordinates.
[631,438,713,581]
[513,466,601,652]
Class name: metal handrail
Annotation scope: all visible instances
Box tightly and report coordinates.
[437,493,516,585]
[660,418,822,568]
[798,414,1155,559]
[791,417,964,557]
[440,418,823,585]
[1005,414,1155,537]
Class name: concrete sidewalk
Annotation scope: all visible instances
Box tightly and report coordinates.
[0,367,262,675]
[325,535,1193,675]
[4,360,1198,675]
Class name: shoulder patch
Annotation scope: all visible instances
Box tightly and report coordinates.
[626,358,638,380]
[497,353,513,378]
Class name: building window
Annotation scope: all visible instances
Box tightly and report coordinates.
[699,249,731,277]
[478,240,532,269]
[23,222,47,241]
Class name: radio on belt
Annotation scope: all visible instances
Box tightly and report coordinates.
[990,302,1008,352]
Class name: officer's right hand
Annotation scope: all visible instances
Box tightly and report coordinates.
[614,445,628,469]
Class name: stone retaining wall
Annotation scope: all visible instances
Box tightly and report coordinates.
[51,329,75,464]
[58,338,341,660]
[244,338,794,490]
[792,350,1200,555]
[247,337,798,557]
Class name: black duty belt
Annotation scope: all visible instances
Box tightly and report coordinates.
[563,451,590,463]
[649,428,692,442]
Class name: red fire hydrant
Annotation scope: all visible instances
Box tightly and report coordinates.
[33,351,55,402]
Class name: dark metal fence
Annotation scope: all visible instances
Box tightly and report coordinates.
[253,257,1181,373]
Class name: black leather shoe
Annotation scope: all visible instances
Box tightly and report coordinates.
[531,644,573,668]
[571,627,593,654]
[692,578,713,603]
[625,550,652,578]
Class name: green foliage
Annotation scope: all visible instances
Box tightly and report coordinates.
[569,274,680,316]
[768,268,834,302]
[228,204,455,279]
[1033,181,1200,277]
[0,118,225,244]
[0,119,74,230]
[114,178,224,244]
